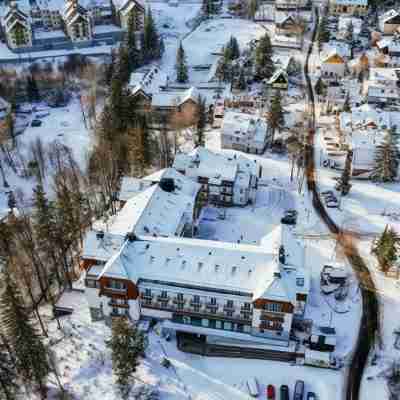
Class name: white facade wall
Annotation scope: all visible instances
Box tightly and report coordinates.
[321,62,346,79]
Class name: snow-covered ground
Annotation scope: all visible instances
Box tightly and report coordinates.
[0,97,91,210]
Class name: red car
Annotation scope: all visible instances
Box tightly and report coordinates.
[266,384,275,399]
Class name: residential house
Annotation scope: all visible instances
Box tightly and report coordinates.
[329,0,368,16]
[2,3,32,49]
[112,0,144,31]
[321,51,347,80]
[151,87,200,127]
[221,111,271,155]
[173,147,261,207]
[339,104,400,174]
[266,68,289,90]
[338,16,362,39]
[379,9,400,35]
[367,67,400,104]
[275,0,309,9]
[62,0,93,42]
[275,13,303,36]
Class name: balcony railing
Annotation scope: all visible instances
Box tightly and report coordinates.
[108,300,129,309]
[173,298,186,304]
[157,295,170,302]
[205,302,219,309]
[140,301,252,323]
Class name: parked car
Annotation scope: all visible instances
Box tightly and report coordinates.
[307,392,317,400]
[31,119,42,127]
[326,198,339,208]
[266,384,275,399]
[280,385,289,400]
[281,215,296,225]
[294,380,305,400]
[246,378,260,397]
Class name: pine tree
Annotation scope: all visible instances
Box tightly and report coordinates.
[118,44,131,85]
[336,150,352,195]
[175,42,188,83]
[268,91,284,145]
[195,95,207,147]
[317,15,330,52]
[142,7,161,62]
[371,132,400,182]
[314,77,326,98]
[32,184,64,286]
[0,344,18,400]
[26,75,39,103]
[203,0,216,17]
[126,13,141,72]
[106,318,147,399]
[343,92,351,112]
[225,36,240,61]
[248,0,258,19]
[372,225,400,273]
[236,68,247,90]
[255,33,274,80]
[0,273,50,398]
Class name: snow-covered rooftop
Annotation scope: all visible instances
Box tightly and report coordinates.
[222,111,269,144]
[173,147,260,184]
[97,226,308,303]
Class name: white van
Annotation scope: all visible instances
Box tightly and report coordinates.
[246,377,260,397]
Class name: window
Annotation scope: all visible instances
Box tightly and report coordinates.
[226,300,234,309]
[296,277,305,287]
[264,303,282,313]
[243,302,251,310]
[210,297,217,305]
[109,280,126,290]
[85,279,97,288]
[193,295,200,304]
[161,291,168,299]
[177,293,184,301]
[224,322,232,331]
[112,307,119,315]
[145,288,152,297]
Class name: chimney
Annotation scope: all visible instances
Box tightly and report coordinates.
[159,178,175,192]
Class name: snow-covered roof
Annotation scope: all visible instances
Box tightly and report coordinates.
[222,111,268,144]
[119,176,154,202]
[0,97,10,112]
[379,9,400,24]
[97,224,308,303]
[114,0,144,11]
[82,230,126,262]
[332,0,367,5]
[322,41,351,59]
[85,168,201,251]
[179,147,259,179]
[338,16,362,36]
[369,67,400,82]
[272,54,293,71]
[151,87,199,108]
[267,68,288,85]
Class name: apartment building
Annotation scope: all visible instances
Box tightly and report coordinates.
[1,3,33,49]
[329,0,368,16]
[173,147,261,207]
[221,111,271,155]
[367,68,400,104]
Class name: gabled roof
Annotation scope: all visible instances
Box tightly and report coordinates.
[380,9,400,24]
[267,68,288,84]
